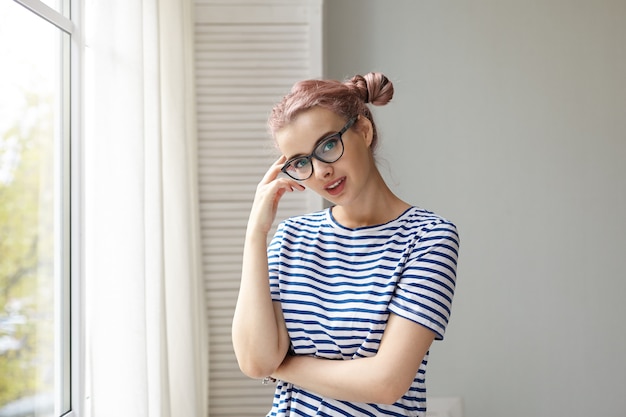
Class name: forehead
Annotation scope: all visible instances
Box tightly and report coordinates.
[275,107,344,155]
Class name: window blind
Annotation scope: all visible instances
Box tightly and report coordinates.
[193,1,323,415]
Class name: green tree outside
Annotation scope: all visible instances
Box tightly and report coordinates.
[0,89,56,408]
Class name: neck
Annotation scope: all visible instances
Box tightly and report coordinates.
[331,171,410,229]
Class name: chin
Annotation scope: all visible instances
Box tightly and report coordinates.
[325,194,354,208]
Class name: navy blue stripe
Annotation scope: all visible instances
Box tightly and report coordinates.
[281,284,394,298]
[279,251,401,270]
[284,316,388,329]
[288,327,384,338]
[282,301,387,317]
[405,282,454,305]
[392,292,450,322]
[281,289,394,304]
[276,270,397,288]
[405,266,456,287]
[281,230,416,252]
[389,299,447,332]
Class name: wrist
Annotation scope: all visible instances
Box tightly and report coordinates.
[245,227,269,243]
[272,354,295,382]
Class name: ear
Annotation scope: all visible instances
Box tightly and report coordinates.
[357,116,374,148]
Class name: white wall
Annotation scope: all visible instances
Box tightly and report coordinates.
[324,1,626,416]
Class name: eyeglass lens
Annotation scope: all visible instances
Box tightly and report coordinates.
[283,134,344,180]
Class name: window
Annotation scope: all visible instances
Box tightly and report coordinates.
[0,1,78,416]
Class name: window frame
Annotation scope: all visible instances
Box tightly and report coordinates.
[68,0,84,414]
[10,1,84,416]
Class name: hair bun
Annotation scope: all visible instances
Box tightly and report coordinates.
[346,72,394,106]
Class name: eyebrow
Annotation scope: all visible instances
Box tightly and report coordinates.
[285,130,338,161]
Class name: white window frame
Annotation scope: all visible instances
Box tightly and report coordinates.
[10,1,84,416]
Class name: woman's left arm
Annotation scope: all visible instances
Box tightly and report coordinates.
[272,312,436,405]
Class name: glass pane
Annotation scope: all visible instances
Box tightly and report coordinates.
[39,0,59,10]
[0,2,69,417]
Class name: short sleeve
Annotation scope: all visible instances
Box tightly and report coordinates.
[267,222,286,302]
[388,220,460,340]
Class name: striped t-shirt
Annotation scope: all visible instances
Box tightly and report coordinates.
[267,206,459,417]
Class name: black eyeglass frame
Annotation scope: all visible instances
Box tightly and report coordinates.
[280,116,358,181]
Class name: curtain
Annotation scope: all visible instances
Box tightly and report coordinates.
[83,0,207,416]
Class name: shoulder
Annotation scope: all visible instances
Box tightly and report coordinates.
[402,207,458,235]
[399,207,460,256]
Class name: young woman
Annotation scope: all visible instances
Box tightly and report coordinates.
[232,72,460,416]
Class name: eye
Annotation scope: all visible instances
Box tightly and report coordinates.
[292,157,311,170]
[318,136,339,154]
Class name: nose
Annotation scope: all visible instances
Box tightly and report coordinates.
[312,158,333,179]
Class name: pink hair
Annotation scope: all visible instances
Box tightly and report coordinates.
[268,72,394,152]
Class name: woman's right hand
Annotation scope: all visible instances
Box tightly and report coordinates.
[233,155,298,378]
[247,155,306,235]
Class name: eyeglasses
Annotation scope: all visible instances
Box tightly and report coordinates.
[281,116,357,181]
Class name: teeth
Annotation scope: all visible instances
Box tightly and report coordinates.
[327,179,342,189]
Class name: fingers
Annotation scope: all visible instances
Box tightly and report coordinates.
[265,177,305,196]
[248,157,306,235]
[260,155,287,184]
[260,156,305,192]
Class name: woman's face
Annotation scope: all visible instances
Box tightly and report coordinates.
[275,107,375,206]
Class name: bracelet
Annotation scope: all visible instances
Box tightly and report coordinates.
[262,376,277,385]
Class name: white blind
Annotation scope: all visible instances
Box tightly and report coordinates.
[193,1,323,415]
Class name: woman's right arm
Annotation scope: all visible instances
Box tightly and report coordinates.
[231,156,304,378]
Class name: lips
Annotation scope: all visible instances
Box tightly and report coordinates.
[324,177,346,195]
